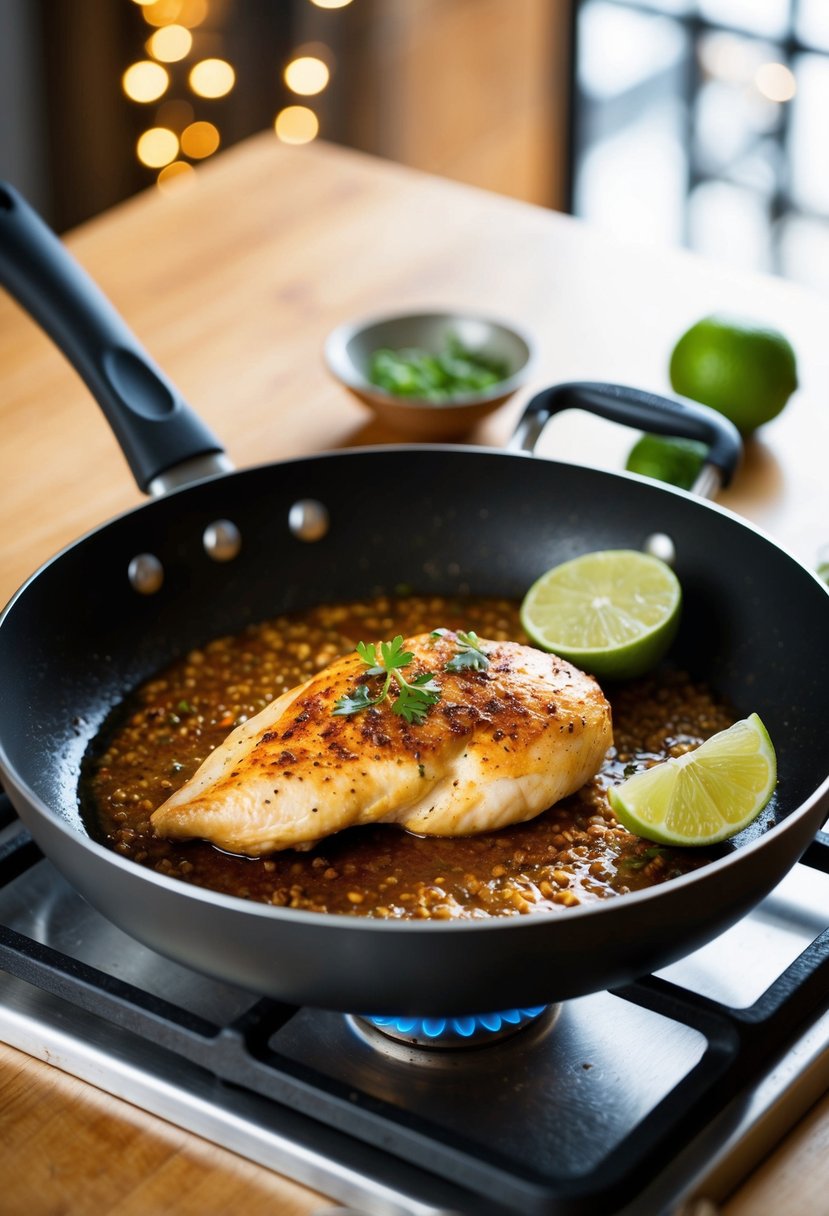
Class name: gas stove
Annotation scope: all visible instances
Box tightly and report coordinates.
[1,792,828,1216]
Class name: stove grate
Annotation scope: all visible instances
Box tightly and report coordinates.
[1,801,828,1216]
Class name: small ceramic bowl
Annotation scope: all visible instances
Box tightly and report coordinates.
[324,310,535,438]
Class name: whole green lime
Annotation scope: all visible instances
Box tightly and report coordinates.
[625,433,707,489]
[669,314,798,434]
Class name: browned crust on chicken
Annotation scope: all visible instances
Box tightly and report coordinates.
[151,631,613,855]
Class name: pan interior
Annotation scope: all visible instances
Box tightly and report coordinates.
[1,449,827,846]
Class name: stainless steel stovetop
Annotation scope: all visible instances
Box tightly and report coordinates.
[1,805,828,1216]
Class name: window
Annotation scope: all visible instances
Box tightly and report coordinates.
[571,0,829,290]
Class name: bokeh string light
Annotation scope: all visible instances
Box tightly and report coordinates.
[181,120,221,158]
[275,105,320,144]
[148,24,193,62]
[283,55,330,97]
[123,60,170,103]
[137,126,179,167]
[275,0,354,144]
[189,57,236,99]
[124,0,352,188]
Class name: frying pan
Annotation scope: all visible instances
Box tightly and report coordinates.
[1,183,827,1017]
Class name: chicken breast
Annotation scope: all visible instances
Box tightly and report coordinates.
[151,630,612,856]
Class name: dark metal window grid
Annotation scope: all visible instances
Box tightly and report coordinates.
[570,0,829,272]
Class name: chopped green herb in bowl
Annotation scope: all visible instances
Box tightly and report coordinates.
[324,309,535,438]
[368,336,510,402]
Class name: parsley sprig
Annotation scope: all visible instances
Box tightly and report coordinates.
[333,629,491,725]
[333,636,441,724]
[431,628,490,672]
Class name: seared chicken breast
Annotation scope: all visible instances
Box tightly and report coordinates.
[151,631,612,855]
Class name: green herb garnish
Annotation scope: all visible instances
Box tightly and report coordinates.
[368,335,509,403]
[620,845,669,872]
[432,628,490,672]
[333,636,442,725]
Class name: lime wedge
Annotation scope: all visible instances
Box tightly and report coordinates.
[520,549,681,679]
[609,714,777,846]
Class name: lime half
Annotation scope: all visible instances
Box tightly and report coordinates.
[520,549,681,680]
[609,714,777,846]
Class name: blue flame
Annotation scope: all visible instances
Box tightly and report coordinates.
[366,1006,547,1041]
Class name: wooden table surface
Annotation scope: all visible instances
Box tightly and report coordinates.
[0,132,828,1214]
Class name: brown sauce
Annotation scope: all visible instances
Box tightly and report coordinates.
[79,596,735,918]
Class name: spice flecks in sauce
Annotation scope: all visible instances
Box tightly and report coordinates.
[80,596,733,918]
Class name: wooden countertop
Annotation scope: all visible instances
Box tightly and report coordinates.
[0,132,828,1214]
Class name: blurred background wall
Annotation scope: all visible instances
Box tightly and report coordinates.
[0,0,827,290]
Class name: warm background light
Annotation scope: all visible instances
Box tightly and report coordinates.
[142,0,185,27]
[122,60,169,103]
[181,120,221,158]
[156,161,196,192]
[284,56,330,96]
[274,105,319,145]
[175,0,208,28]
[137,127,180,167]
[128,0,340,176]
[755,62,797,102]
[148,24,193,62]
[189,58,236,98]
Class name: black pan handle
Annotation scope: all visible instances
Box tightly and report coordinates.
[509,381,742,493]
[0,182,229,494]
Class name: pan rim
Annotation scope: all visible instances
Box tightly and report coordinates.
[1,445,828,934]
[4,440,828,620]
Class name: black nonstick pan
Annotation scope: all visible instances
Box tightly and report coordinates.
[1,182,827,1016]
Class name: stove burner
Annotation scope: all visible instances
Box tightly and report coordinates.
[360,1005,549,1048]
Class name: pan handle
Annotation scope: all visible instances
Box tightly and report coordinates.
[508,381,741,497]
[0,182,231,495]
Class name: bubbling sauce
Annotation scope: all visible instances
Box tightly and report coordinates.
[80,596,734,918]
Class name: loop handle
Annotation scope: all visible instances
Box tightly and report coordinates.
[509,381,741,494]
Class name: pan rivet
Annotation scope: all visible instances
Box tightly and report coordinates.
[128,553,164,595]
[289,499,329,542]
[644,532,676,567]
[203,519,242,562]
